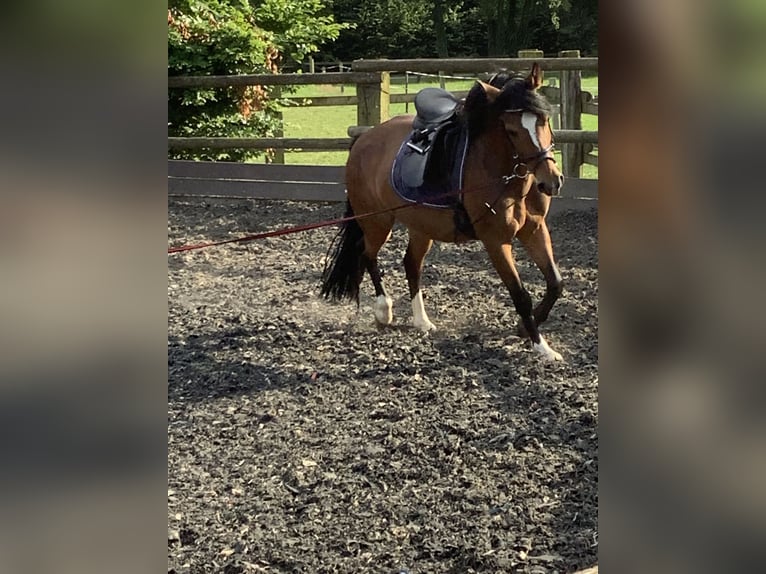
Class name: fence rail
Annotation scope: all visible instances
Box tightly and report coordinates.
[167,71,381,88]
[168,160,597,213]
[169,53,598,203]
[167,137,352,150]
[345,126,597,144]
[168,160,346,203]
[285,88,596,109]
[351,57,598,73]
[168,128,598,151]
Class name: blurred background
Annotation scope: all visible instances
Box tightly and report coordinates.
[0,1,765,572]
[600,1,766,571]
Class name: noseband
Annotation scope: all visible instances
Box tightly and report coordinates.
[504,143,556,183]
[502,108,557,181]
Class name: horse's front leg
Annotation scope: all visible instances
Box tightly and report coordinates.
[483,240,563,361]
[403,230,436,331]
[516,219,563,338]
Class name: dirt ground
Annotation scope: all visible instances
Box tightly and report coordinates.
[168,197,598,574]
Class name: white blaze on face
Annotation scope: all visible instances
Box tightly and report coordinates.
[521,112,542,151]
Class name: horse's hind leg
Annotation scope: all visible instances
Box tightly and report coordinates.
[516,219,563,337]
[483,240,563,361]
[365,253,392,326]
[360,217,395,325]
[403,230,435,331]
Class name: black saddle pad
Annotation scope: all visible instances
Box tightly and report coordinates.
[390,124,469,208]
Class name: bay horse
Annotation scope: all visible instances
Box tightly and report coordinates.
[321,64,565,361]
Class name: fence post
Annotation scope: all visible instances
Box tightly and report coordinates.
[559,49,583,178]
[517,49,543,58]
[356,72,390,127]
[266,86,285,164]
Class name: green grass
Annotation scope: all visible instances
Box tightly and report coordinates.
[280,75,597,178]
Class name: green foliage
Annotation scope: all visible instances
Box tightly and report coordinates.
[251,0,351,62]
[551,0,598,55]
[329,0,434,59]
[168,0,348,161]
[476,0,597,56]
[168,0,278,161]
[323,0,596,61]
[479,0,571,55]
[168,0,597,162]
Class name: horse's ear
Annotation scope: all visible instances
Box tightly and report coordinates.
[464,81,488,112]
[464,81,500,112]
[481,81,500,103]
[525,62,543,90]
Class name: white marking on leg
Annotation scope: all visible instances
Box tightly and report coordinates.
[521,112,542,150]
[532,335,563,362]
[411,291,436,332]
[373,294,393,325]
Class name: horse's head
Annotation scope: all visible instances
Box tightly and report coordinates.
[464,64,564,196]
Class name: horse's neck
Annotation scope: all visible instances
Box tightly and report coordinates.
[464,126,534,201]
[468,125,516,176]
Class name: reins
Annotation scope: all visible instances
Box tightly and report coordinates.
[466,144,554,227]
[515,142,555,166]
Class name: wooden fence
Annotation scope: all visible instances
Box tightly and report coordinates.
[168,159,597,214]
[168,54,597,208]
[168,161,346,203]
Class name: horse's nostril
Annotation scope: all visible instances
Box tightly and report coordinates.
[538,181,555,196]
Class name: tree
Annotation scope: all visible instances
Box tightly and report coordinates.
[328,0,433,60]
[550,0,598,55]
[480,0,571,56]
[433,0,448,58]
[250,0,350,63]
[324,0,596,62]
[168,0,348,161]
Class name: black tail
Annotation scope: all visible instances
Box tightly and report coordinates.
[320,201,365,303]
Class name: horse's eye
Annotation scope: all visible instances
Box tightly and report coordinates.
[508,130,519,138]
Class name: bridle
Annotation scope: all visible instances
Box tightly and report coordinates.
[502,142,556,185]
[502,108,557,183]
[467,109,557,226]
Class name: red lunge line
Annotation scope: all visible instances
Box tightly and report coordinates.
[167,177,509,255]
[167,203,412,254]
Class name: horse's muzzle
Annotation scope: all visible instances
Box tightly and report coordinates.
[538,174,564,196]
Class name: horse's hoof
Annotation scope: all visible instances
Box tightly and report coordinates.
[373,295,393,326]
[546,349,564,362]
[516,323,529,338]
[413,319,436,332]
[532,336,563,362]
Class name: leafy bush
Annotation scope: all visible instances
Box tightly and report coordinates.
[168,0,348,161]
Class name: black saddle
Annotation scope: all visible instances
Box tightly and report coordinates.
[391,87,472,236]
[393,86,466,201]
[412,87,460,130]
[404,88,461,164]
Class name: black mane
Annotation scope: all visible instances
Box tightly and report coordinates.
[491,72,552,117]
[460,71,552,138]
